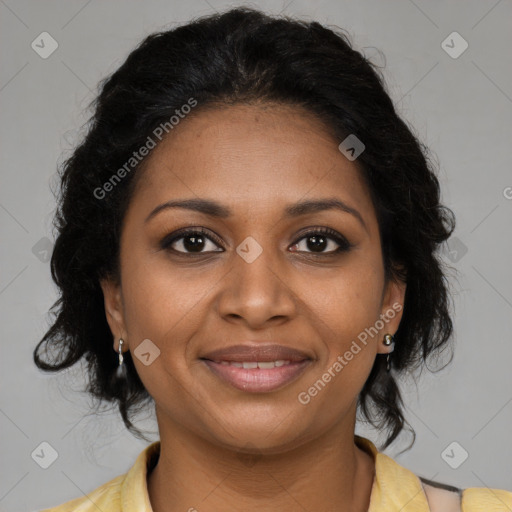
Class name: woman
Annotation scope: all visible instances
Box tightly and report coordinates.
[35,7,511,512]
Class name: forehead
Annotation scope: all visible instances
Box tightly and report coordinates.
[130,103,375,220]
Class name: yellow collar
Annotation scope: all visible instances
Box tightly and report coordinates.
[121,436,431,511]
[355,435,430,511]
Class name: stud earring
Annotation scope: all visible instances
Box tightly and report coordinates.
[383,333,395,372]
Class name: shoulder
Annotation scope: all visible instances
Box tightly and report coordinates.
[461,486,512,512]
[38,441,160,512]
[39,474,123,511]
[357,434,511,512]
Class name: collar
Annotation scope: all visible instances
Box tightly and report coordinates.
[355,435,429,511]
[121,436,429,512]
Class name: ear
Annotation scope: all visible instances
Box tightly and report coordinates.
[376,274,407,354]
[99,277,128,349]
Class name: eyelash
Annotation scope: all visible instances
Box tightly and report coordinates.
[159,226,353,257]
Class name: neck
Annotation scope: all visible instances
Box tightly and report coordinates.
[147,409,375,512]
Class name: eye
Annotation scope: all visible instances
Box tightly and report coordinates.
[160,226,352,256]
[289,227,352,255]
[160,227,224,254]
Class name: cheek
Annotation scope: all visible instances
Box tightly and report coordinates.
[300,255,384,401]
[120,248,212,341]
[308,257,384,344]
[119,250,218,393]
[299,270,382,413]
[119,255,204,401]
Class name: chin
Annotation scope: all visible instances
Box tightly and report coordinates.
[207,412,312,454]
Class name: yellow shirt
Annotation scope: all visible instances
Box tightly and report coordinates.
[41,435,511,511]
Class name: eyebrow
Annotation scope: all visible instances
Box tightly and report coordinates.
[145,197,367,231]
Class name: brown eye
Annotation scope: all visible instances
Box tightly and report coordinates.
[160,228,224,254]
[289,228,352,255]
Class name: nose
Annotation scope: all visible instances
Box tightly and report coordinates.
[216,244,297,329]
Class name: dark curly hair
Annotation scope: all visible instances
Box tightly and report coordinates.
[34,6,456,450]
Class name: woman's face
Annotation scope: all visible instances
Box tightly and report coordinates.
[101,103,406,453]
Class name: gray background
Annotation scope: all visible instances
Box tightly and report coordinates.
[1,0,511,510]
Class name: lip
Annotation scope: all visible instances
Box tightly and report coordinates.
[200,343,312,363]
[200,343,313,393]
[202,359,312,393]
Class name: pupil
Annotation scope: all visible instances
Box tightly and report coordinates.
[307,235,326,252]
[184,235,205,252]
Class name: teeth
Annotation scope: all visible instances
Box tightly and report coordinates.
[257,361,276,369]
[217,360,292,368]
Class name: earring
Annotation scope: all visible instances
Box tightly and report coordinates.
[115,338,128,379]
[383,333,395,372]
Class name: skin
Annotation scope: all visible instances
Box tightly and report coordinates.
[101,102,406,512]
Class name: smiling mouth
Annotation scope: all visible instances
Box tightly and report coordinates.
[200,358,311,393]
[211,359,293,368]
